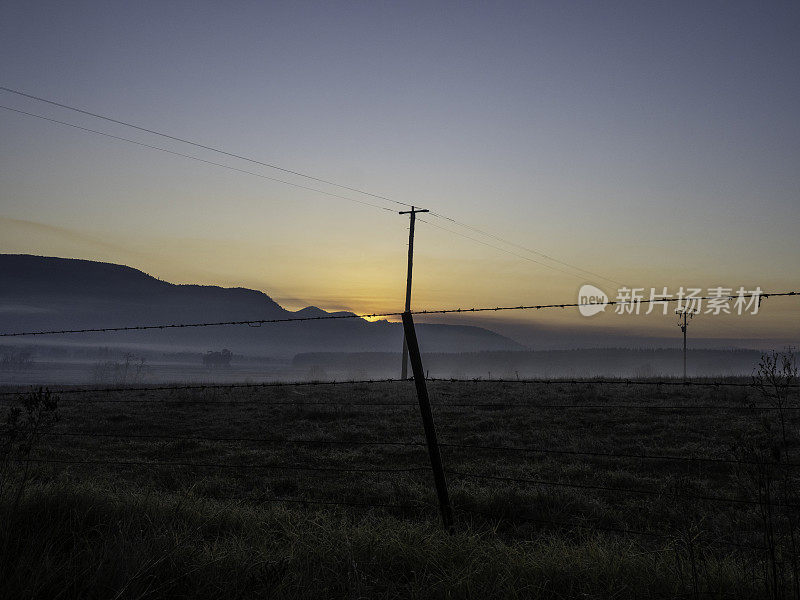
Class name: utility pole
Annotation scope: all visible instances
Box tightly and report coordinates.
[676,308,695,381]
[399,206,429,379]
[401,310,453,531]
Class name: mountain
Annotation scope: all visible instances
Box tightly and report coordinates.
[0,254,523,355]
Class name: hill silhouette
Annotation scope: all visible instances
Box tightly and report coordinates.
[0,254,523,355]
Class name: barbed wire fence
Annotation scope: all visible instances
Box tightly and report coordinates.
[1,290,795,338]
[2,291,799,598]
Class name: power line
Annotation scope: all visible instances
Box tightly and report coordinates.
[417,217,594,282]
[0,104,621,283]
[0,105,395,214]
[426,212,625,286]
[0,86,625,283]
[0,290,795,338]
[0,86,413,209]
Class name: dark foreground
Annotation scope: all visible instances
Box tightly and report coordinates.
[1,380,798,599]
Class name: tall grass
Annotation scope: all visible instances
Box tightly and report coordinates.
[1,376,798,598]
[0,482,758,599]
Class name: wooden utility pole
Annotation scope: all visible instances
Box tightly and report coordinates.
[401,310,453,531]
[399,206,429,379]
[676,309,695,381]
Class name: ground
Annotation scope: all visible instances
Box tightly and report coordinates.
[1,380,798,599]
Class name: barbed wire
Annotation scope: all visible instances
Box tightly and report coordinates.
[429,378,800,389]
[1,291,795,337]
[241,495,431,511]
[15,455,775,548]
[42,430,426,447]
[438,442,799,468]
[39,430,798,468]
[3,392,794,411]
[454,505,663,538]
[453,506,767,552]
[0,311,402,337]
[398,290,799,315]
[22,459,786,510]
[2,378,797,400]
[12,448,769,553]
[2,396,795,411]
[446,470,799,509]
[0,379,405,398]
[22,457,428,474]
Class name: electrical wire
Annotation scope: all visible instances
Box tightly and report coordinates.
[0,87,412,209]
[0,104,395,213]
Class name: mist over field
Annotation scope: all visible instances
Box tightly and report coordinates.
[0,344,768,386]
[0,255,780,385]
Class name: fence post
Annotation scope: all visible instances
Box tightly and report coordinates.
[401,311,454,532]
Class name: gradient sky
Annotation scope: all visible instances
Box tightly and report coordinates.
[1,1,798,347]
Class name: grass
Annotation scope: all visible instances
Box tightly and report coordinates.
[1,380,797,599]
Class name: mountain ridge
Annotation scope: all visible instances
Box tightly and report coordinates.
[0,254,523,355]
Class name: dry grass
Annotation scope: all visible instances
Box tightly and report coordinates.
[1,380,797,599]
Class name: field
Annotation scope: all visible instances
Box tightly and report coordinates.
[2,379,799,599]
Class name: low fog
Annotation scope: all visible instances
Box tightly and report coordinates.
[0,343,769,386]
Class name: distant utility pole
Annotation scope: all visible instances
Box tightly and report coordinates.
[399,206,429,379]
[676,308,696,381]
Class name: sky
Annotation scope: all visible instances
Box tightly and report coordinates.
[1,1,798,348]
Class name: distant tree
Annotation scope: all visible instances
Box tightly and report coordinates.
[202,349,232,369]
[0,351,33,373]
[91,353,147,384]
